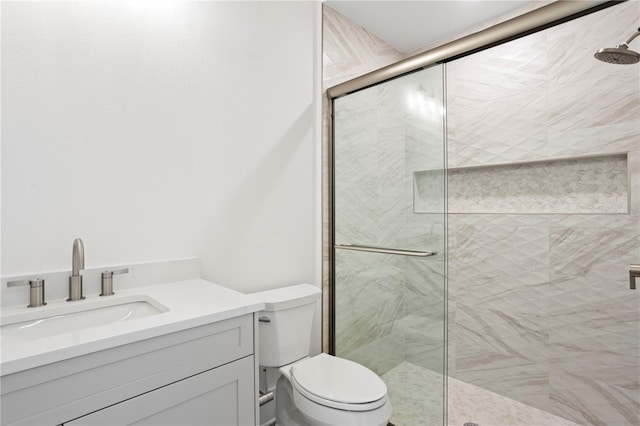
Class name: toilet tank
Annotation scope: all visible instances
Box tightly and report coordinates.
[251,284,321,367]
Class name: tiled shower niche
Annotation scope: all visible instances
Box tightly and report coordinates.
[414,154,629,214]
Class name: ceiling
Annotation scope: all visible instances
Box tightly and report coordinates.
[323,1,538,53]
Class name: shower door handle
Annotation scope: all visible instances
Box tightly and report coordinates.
[630,264,640,290]
[335,244,437,257]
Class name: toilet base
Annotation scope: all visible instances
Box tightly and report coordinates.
[275,376,310,426]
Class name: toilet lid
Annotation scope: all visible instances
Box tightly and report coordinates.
[290,354,387,406]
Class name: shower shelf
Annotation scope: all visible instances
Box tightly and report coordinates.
[445,152,629,172]
[414,153,629,215]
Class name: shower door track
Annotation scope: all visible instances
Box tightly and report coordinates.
[326,1,616,98]
[335,244,437,258]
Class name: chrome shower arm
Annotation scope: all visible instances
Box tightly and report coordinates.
[622,28,640,47]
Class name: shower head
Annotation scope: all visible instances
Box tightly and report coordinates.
[594,27,640,64]
[594,45,640,64]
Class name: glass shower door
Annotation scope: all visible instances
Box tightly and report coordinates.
[332,64,447,426]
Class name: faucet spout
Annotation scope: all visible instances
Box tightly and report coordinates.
[72,238,84,277]
[68,238,86,301]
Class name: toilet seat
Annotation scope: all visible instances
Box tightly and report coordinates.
[290,354,388,412]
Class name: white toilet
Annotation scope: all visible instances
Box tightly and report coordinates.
[251,284,392,426]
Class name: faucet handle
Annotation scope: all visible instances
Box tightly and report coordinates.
[8,279,35,287]
[7,278,47,308]
[100,268,129,296]
[107,268,129,277]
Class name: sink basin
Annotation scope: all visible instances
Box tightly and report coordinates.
[1,296,168,345]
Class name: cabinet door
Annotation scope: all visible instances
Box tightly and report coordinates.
[67,356,255,426]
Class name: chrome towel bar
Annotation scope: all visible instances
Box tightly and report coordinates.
[335,244,437,257]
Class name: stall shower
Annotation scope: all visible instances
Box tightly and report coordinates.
[328,1,640,425]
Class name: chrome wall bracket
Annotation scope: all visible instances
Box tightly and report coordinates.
[630,264,640,290]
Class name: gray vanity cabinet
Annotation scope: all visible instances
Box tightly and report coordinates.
[1,314,259,426]
[66,356,254,425]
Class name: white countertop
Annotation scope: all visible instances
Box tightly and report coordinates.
[0,279,265,375]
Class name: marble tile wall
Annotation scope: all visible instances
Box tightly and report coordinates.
[324,3,639,425]
[446,2,640,425]
[333,78,408,374]
[332,67,447,380]
[322,4,403,91]
[334,250,407,375]
[402,68,447,375]
[321,5,404,353]
[324,6,447,382]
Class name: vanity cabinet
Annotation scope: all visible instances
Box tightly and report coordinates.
[1,314,259,426]
[66,356,254,425]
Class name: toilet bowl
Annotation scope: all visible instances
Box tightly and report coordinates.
[278,354,391,426]
[251,284,392,426]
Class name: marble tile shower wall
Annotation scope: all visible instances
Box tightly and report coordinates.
[334,67,447,377]
[321,5,404,352]
[403,69,447,373]
[446,2,640,425]
[334,77,409,374]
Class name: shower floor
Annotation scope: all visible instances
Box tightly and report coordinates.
[381,362,581,426]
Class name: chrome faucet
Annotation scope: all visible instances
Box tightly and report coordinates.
[68,238,85,301]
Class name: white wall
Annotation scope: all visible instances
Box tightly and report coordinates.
[1,1,321,300]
